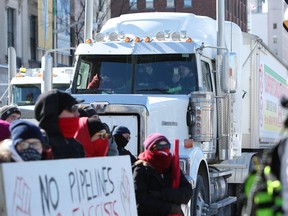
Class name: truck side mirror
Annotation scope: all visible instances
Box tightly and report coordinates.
[222,52,238,93]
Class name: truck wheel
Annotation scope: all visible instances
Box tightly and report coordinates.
[191,175,209,216]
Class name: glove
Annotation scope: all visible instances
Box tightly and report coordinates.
[149,190,162,199]
[170,204,182,214]
[167,86,182,94]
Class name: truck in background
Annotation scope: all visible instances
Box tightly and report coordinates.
[9,67,73,106]
[2,66,73,119]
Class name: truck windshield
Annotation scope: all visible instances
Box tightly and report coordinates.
[72,54,198,94]
[12,83,70,106]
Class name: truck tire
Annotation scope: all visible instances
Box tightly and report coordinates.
[191,175,209,216]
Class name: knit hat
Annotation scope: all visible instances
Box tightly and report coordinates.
[9,120,45,147]
[0,105,21,120]
[143,132,170,150]
[87,118,106,137]
[0,119,10,140]
[35,90,84,117]
[112,126,130,136]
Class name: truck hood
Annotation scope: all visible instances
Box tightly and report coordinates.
[72,94,190,141]
[72,93,189,109]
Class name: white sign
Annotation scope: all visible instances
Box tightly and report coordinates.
[0,156,137,216]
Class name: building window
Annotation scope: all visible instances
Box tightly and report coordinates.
[167,0,175,8]
[130,0,137,10]
[30,16,37,60]
[7,8,15,48]
[273,23,277,29]
[146,0,154,9]
[184,0,192,7]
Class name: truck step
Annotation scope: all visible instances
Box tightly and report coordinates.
[208,196,237,216]
[209,169,233,178]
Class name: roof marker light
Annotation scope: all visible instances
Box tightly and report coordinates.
[144,36,151,43]
[19,67,26,73]
[95,33,105,42]
[125,37,131,43]
[85,38,92,44]
[156,31,165,41]
[134,37,141,43]
[186,37,192,43]
[109,32,118,41]
[171,32,180,41]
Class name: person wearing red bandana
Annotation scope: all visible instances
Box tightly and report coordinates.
[35,89,85,159]
[74,118,109,157]
[133,133,192,216]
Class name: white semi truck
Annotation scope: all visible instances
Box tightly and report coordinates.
[9,67,73,106]
[67,10,288,216]
[4,67,73,119]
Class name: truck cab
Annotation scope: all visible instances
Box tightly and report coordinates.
[70,12,245,215]
[10,67,74,106]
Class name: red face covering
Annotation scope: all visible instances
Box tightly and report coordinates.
[92,138,109,157]
[58,118,80,138]
[138,148,172,173]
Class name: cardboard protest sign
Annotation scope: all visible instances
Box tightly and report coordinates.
[0,156,137,216]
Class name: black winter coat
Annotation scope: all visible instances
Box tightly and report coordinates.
[48,132,85,159]
[35,90,85,159]
[117,147,137,165]
[132,160,192,216]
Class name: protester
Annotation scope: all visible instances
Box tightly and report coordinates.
[0,105,21,123]
[0,119,10,141]
[112,126,137,164]
[133,132,192,216]
[105,123,119,156]
[241,97,288,216]
[0,120,46,162]
[74,117,109,157]
[78,104,118,156]
[34,89,85,159]
[78,105,99,119]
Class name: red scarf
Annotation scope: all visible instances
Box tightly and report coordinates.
[138,149,172,173]
[58,118,80,138]
[92,139,109,157]
[74,117,108,157]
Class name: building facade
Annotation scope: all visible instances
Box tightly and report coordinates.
[248,0,288,65]
[111,0,248,32]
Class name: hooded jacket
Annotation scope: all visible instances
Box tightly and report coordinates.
[34,90,85,159]
[132,160,192,216]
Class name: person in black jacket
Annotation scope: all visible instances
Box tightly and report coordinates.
[112,126,136,164]
[133,132,192,216]
[34,89,85,159]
